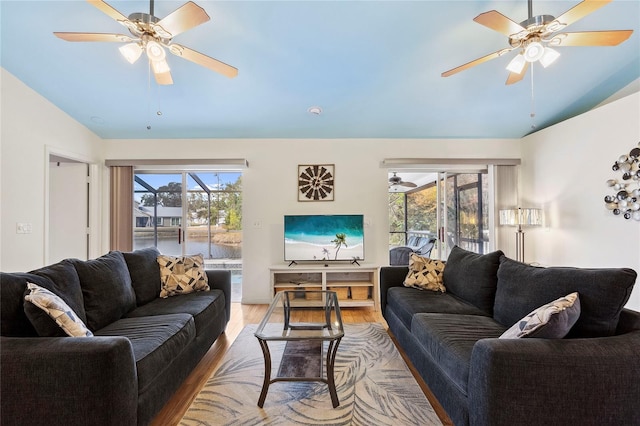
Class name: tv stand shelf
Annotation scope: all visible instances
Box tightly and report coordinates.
[270,265,379,310]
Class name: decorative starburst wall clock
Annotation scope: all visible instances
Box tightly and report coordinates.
[298,164,334,201]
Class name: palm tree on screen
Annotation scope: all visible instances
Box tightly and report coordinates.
[331,233,348,260]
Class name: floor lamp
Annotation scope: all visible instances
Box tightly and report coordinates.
[499,208,543,262]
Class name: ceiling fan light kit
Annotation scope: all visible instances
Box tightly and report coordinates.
[442,0,633,85]
[506,53,526,74]
[54,0,238,85]
[119,42,143,64]
[538,47,560,68]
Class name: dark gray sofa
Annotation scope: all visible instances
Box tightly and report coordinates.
[381,246,640,426]
[1,247,231,426]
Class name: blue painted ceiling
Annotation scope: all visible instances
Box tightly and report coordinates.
[1,0,638,139]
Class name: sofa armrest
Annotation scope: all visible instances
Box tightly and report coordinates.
[617,308,640,334]
[379,266,408,314]
[1,336,137,426]
[468,331,640,426]
[206,269,232,323]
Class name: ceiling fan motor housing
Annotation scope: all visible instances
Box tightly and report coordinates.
[124,12,172,42]
[509,14,556,47]
[389,175,401,184]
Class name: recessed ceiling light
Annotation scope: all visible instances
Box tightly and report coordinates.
[307,106,322,115]
[90,116,105,125]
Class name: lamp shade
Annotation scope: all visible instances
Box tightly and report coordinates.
[520,208,543,226]
[146,40,166,62]
[119,43,143,64]
[499,209,518,226]
[539,47,560,68]
[524,41,545,63]
[506,53,526,74]
[499,208,543,226]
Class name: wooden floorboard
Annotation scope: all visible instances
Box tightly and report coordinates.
[150,303,453,426]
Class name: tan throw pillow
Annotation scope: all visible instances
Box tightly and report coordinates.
[24,283,94,337]
[157,254,209,298]
[404,253,446,292]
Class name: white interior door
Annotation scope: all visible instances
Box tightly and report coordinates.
[49,160,89,262]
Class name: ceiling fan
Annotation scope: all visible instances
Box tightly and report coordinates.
[389,173,417,189]
[54,0,238,85]
[442,0,633,85]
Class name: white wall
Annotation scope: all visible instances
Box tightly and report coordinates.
[0,69,102,271]
[103,138,520,303]
[521,92,640,310]
[5,64,637,310]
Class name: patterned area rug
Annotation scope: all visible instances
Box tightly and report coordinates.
[180,323,441,425]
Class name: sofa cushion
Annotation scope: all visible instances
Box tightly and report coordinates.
[1,273,51,337]
[1,259,86,337]
[404,253,446,292]
[387,286,488,331]
[122,247,162,306]
[125,290,225,336]
[442,246,504,315]
[500,292,580,339]
[73,251,137,331]
[95,313,195,394]
[411,313,506,396]
[494,256,636,338]
[24,283,94,337]
[157,254,209,298]
[30,259,87,323]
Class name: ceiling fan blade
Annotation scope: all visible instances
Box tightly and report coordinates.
[169,44,238,78]
[551,30,633,47]
[154,70,174,85]
[150,58,173,85]
[399,182,417,188]
[54,32,132,42]
[442,48,513,77]
[506,62,529,85]
[551,0,612,29]
[155,1,210,38]
[474,10,525,37]
[86,0,129,23]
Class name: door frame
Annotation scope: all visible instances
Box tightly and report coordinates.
[44,145,100,264]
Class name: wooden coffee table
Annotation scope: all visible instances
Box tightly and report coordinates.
[254,290,344,408]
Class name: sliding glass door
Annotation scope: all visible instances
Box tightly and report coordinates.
[439,172,489,258]
[389,170,491,261]
[133,171,242,260]
[134,173,184,255]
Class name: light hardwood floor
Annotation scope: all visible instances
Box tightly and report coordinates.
[150,303,453,426]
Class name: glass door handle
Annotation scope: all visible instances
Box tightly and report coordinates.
[178,227,182,245]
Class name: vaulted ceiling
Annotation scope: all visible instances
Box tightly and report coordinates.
[1,0,638,139]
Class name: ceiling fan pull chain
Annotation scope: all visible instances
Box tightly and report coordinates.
[147,61,152,130]
[530,64,536,130]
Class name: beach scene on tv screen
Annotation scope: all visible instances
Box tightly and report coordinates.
[284,215,364,261]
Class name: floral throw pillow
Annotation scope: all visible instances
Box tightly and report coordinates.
[157,254,209,298]
[403,253,446,292]
[24,283,94,337]
[500,292,581,339]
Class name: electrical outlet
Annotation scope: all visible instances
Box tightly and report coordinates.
[16,223,32,234]
[253,220,262,228]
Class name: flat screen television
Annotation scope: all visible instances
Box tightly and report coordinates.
[284,214,364,264]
